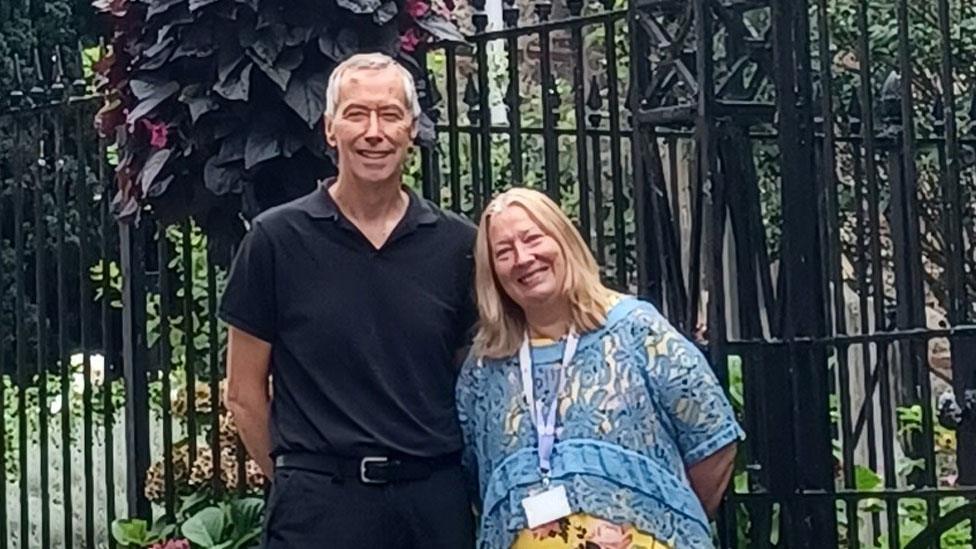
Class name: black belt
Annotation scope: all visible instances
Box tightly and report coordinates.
[274,451,461,484]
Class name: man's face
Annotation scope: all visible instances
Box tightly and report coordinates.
[325,66,415,184]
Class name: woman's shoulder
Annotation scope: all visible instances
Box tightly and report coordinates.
[602,294,666,331]
[457,350,513,395]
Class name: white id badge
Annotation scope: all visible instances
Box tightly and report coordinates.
[521,485,572,528]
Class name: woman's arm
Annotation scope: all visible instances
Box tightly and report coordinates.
[686,443,736,517]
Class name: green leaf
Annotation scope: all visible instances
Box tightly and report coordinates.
[111,518,149,545]
[182,506,228,547]
[854,465,882,490]
[178,490,212,518]
[229,497,265,534]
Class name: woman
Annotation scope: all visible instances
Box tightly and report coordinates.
[456,188,743,549]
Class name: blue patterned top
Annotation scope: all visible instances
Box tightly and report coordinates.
[456,296,744,548]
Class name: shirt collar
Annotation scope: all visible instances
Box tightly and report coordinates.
[305,177,438,226]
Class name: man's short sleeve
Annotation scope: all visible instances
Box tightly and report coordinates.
[219,222,276,343]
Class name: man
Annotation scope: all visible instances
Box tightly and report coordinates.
[220,53,477,548]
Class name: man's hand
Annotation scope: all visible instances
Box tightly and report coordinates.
[224,326,274,477]
[687,443,737,518]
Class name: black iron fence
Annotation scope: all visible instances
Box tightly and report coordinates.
[0,50,123,547]
[2,0,976,547]
[627,0,976,547]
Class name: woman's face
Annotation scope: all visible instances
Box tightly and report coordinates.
[487,205,567,313]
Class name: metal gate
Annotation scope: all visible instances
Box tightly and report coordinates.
[627,0,976,546]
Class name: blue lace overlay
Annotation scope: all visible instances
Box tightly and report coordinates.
[456,297,745,548]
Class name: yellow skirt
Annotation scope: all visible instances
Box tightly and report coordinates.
[511,513,671,549]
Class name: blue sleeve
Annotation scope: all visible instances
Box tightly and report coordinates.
[455,353,483,511]
[640,308,744,465]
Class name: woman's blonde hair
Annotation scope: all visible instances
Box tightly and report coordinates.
[472,188,617,358]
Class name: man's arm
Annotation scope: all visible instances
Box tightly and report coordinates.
[687,442,737,517]
[224,326,274,477]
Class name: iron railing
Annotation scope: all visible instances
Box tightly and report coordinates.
[2,0,976,547]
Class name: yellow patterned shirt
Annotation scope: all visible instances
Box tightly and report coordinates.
[512,513,671,548]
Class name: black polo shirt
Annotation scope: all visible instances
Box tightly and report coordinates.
[219,180,477,459]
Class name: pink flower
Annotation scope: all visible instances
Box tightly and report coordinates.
[141,119,169,149]
[149,539,189,549]
[587,520,633,548]
[400,28,422,53]
[406,0,430,18]
[529,520,563,540]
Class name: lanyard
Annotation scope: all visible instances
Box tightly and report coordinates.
[518,329,579,479]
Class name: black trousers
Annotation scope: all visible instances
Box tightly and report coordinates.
[262,464,476,548]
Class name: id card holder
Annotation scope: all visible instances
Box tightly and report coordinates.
[521,484,572,528]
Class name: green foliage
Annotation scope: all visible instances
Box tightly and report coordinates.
[0,2,72,97]
[112,493,262,549]
[1,357,126,478]
[824,0,976,108]
[180,498,264,549]
[111,517,177,548]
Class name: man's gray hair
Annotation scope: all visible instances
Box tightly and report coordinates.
[324,53,421,120]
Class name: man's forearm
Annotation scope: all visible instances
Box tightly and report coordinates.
[230,400,274,477]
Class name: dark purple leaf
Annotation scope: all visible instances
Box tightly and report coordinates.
[139,148,173,195]
[372,1,398,24]
[179,84,220,122]
[214,60,253,101]
[362,24,399,54]
[415,12,464,43]
[319,28,358,61]
[138,37,176,71]
[130,74,169,100]
[282,133,305,158]
[142,36,175,60]
[211,112,245,139]
[244,126,283,169]
[285,26,314,47]
[213,2,239,19]
[336,0,382,15]
[158,12,194,43]
[278,48,304,71]
[146,0,185,20]
[256,2,281,29]
[205,156,245,194]
[126,81,179,127]
[250,23,287,65]
[173,24,215,59]
[415,111,435,146]
[284,67,330,127]
[189,0,222,10]
[148,175,175,198]
[239,21,259,48]
[246,50,290,91]
[112,191,140,221]
[215,132,246,164]
[217,49,246,82]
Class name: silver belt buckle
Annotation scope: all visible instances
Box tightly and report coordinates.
[360,456,389,484]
